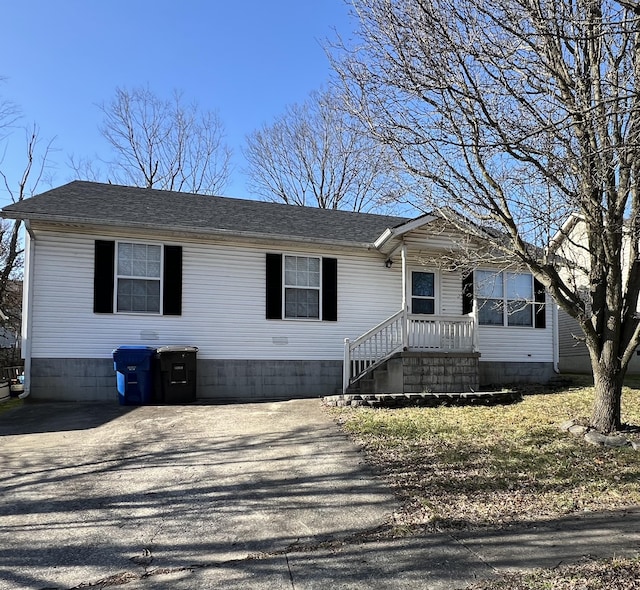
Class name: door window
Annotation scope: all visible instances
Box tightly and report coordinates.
[411,271,435,314]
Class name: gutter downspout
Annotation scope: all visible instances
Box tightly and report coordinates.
[19,222,35,399]
[552,303,560,373]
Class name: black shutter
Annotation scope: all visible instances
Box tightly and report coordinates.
[163,245,182,316]
[462,271,474,315]
[322,257,338,321]
[534,278,546,329]
[94,240,115,313]
[266,253,283,319]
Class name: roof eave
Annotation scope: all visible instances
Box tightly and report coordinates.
[373,214,440,255]
[373,227,393,250]
[548,213,584,253]
[3,212,375,250]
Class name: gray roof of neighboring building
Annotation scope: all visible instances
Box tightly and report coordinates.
[1,181,412,246]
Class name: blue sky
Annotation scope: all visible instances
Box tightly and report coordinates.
[0,0,355,205]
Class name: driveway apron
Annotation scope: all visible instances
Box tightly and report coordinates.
[0,399,397,590]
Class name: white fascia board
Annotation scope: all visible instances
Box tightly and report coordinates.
[373,228,394,250]
[548,213,583,253]
[10,214,374,250]
[373,214,439,251]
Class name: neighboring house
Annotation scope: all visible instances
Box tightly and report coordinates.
[0,280,23,369]
[551,215,640,374]
[1,181,558,402]
[0,279,23,349]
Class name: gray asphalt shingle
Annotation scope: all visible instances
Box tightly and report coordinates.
[1,181,410,245]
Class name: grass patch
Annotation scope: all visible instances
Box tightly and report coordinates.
[330,381,640,530]
[464,555,640,589]
[0,398,22,415]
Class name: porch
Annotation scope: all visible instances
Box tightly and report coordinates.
[343,310,480,395]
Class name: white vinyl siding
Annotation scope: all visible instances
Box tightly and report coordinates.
[477,302,553,363]
[28,229,400,360]
[26,223,554,365]
[440,270,463,316]
[558,310,587,358]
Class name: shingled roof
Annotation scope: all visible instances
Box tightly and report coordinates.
[1,181,411,246]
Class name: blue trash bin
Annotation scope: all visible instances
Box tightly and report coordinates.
[113,345,157,406]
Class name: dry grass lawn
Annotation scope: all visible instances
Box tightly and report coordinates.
[331,377,640,531]
[329,376,640,589]
[465,556,640,590]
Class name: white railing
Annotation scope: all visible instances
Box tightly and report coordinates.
[343,311,477,393]
[408,315,475,351]
[343,310,405,393]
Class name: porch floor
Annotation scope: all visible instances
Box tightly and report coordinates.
[324,390,521,408]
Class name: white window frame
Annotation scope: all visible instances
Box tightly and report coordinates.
[476,270,534,327]
[408,268,439,315]
[282,254,322,321]
[115,241,164,315]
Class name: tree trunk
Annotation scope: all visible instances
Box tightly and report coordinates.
[591,362,624,433]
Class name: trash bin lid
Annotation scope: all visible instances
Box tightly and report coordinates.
[155,345,198,354]
[113,345,158,353]
[113,345,157,368]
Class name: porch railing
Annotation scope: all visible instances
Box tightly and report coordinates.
[343,310,477,393]
[408,315,475,351]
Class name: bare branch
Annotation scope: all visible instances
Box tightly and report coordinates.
[244,87,405,211]
[0,122,55,333]
[334,0,640,432]
[95,86,232,195]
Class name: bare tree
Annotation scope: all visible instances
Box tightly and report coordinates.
[334,0,640,432]
[244,88,403,211]
[0,83,19,145]
[0,124,54,332]
[92,86,232,195]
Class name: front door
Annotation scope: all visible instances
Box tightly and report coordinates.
[409,270,437,315]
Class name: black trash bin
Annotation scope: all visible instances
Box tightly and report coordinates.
[113,345,156,406]
[154,346,198,403]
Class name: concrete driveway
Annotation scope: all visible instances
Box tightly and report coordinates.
[5,400,640,589]
[0,399,397,589]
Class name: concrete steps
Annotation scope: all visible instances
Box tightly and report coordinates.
[346,351,481,396]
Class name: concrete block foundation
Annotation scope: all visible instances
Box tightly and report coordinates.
[348,353,556,395]
[479,361,556,386]
[28,357,343,402]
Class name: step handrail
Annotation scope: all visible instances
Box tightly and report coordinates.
[343,309,405,392]
[343,309,479,393]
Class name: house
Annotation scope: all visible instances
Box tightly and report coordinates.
[550,214,640,374]
[1,181,558,402]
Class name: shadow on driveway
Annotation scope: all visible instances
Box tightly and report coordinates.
[0,401,135,435]
[0,400,397,590]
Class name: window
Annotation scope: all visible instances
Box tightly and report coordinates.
[476,270,534,327]
[116,243,162,313]
[93,240,182,315]
[284,255,321,319]
[411,271,435,314]
[265,253,337,321]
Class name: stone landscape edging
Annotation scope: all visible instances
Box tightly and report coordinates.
[560,419,640,450]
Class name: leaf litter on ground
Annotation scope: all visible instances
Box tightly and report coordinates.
[327,377,640,589]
